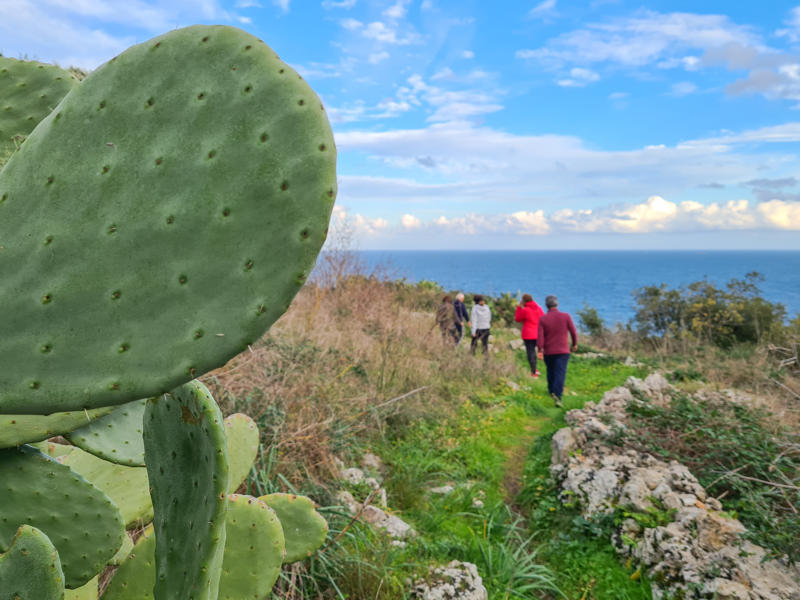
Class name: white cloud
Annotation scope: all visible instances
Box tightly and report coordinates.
[401,214,421,229]
[235,0,262,6]
[516,10,759,68]
[462,50,475,59]
[368,51,390,64]
[272,0,290,12]
[340,17,362,30]
[383,0,410,20]
[322,0,356,8]
[556,67,600,87]
[508,210,550,234]
[758,199,800,229]
[608,91,629,99]
[671,81,698,96]
[529,0,557,19]
[776,6,800,43]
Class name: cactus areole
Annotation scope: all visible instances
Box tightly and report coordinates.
[0,25,337,415]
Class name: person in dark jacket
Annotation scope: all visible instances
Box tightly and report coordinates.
[453,293,470,344]
[514,293,544,378]
[537,295,578,407]
[435,295,459,345]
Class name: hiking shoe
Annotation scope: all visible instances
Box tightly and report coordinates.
[551,393,562,407]
[530,372,539,379]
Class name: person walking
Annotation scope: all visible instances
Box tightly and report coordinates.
[537,295,577,407]
[515,293,544,378]
[453,293,470,345]
[470,295,491,356]
[435,295,459,345]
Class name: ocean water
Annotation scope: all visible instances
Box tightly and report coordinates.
[358,251,800,325]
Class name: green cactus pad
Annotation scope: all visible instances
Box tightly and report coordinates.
[101,526,156,600]
[65,576,98,600]
[109,533,135,566]
[31,440,75,459]
[66,399,146,466]
[224,413,259,492]
[0,446,124,588]
[219,494,285,599]
[0,525,65,600]
[0,57,79,162]
[0,25,337,416]
[260,493,328,563]
[0,406,112,448]
[59,446,151,528]
[144,380,228,600]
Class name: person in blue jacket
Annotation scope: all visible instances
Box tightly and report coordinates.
[453,293,470,344]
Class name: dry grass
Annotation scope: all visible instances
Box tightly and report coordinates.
[202,270,515,489]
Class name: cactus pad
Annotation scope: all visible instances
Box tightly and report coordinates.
[0,446,125,588]
[59,446,151,528]
[101,526,156,600]
[31,440,75,459]
[0,57,79,161]
[66,399,146,466]
[65,576,98,600]
[219,494,285,599]
[260,493,328,563]
[144,380,228,599]
[0,25,337,415]
[224,413,259,492]
[0,525,65,600]
[109,533,135,567]
[0,406,112,448]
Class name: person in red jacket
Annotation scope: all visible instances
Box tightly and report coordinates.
[514,293,544,378]
[537,295,578,407]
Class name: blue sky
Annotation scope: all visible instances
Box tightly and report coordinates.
[3,1,800,249]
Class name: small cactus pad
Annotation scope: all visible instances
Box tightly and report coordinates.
[144,380,228,600]
[59,446,151,528]
[0,525,65,600]
[219,494,285,599]
[224,413,259,492]
[65,576,98,600]
[0,446,125,588]
[0,406,113,448]
[0,25,337,415]
[260,493,328,563]
[0,56,79,160]
[102,526,156,600]
[66,399,146,466]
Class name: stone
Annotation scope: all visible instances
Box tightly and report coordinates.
[704,579,750,600]
[336,490,359,513]
[411,561,488,600]
[471,498,484,509]
[619,476,653,512]
[364,477,381,490]
[341,467,365,484]
[508,339,524,351]
[551,428,577,465]
[696,512,745,552]
[430,485,456,495]
[361,505,416,539]
[361,452,384,472]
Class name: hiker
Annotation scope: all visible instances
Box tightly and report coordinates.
[470,294,491,356]
[537,295,577,407]
[453,293,470,344]
[515,293,544,378]
[435,295,459,345]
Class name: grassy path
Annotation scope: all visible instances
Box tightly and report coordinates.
[347,351,655,599]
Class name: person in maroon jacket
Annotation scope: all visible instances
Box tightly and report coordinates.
[514,293,544,378]
[537,295,578,407]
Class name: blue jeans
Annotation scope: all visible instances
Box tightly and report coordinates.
[544,353,570,399]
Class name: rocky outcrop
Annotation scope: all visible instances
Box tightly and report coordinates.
[411,561,488,600]
[550,375,800,600]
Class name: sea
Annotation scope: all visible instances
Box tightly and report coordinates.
[357,250,800,326]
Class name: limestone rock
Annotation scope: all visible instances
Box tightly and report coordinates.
[361,452,384,472]
[411,561,488,600]
[341,467,365,484]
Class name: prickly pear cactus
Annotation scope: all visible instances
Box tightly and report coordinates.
[261,493,328,562]
[0,24,336,416]
[0,525,65,600]
[0,57,80,161]
[0,405,113,448]
[144,381,229,600]
[66,399,146,466]
[0,446,125,588]
[224,413,260,492]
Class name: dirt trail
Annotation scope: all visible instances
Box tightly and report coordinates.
[501,422,541,510]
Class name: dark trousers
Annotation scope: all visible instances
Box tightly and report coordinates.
[544,353,570,399]
[471,329,490,355]
[455,322,464,344]
[523,339,538,373]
